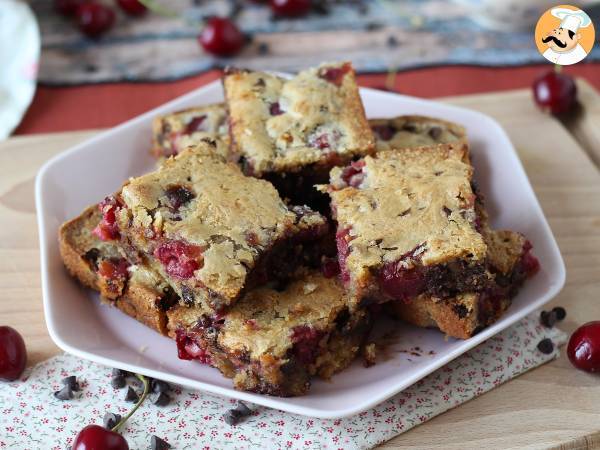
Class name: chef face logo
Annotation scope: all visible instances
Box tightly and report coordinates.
[535,5,595,66]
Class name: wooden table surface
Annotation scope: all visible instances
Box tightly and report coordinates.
[1,81,600,449]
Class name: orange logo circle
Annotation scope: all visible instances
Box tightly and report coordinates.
[535,4,595,66]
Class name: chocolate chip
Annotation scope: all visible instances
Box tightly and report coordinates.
[151,435,171,450]
[443,206,452,217]
[83,248,100,270]
[54,385,73,401]
[257,43,269,55]
[165,185,195,211]
[402,123,417,133]
[124,386,139,403]
[103,412,122,429]
[112,368,129,378]
[540,310,557,328]
[254,77,266,87]
[151,379,171,394]
[223,411,240,425]
[111,375,126,389]
[428,126,442,140]
[537,338,554,354]
[152,392,171,406]
[552,306,567,321]
[181,285,195,306]
[62,375,80,391]
[235,401,251,416]
[386,35,399,47]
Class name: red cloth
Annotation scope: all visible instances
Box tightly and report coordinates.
[15,63,600,135]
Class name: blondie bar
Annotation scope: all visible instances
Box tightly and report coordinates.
[107,142,329,312]
[319,143,489,306]
[151,104,231,159]
[390,227,539,339]
[223,62,374,211]
[369,115,466,152]
[168,269,370,396]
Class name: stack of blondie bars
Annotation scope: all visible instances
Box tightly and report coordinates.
[59,62,539,397]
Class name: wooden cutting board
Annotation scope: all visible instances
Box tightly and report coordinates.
[1,79,599,450]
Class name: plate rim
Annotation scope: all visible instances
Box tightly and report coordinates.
[35,80,566,419]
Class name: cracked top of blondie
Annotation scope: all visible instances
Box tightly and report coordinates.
[151,104,231,159]
[369,115,466,152]
[223,62,374,176]
[116,142,327,305]
[321,143,487,279]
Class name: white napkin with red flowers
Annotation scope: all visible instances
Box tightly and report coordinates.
[0,313,565,449]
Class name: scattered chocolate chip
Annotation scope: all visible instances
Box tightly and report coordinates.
[112,368,129,378]
[442,206,452,217]
[429,126,442,140]
[312,2,329,14]
[235,401,251,417]
[366,22,382,31]
[223,411,240,426]
[62,375,80,391]
[151,435,171,450]
[386,35,399,47]
[540,310,557,328]
[152,392,171,406]
[124,386,139,403]
[254,78,266,88]
[402,123,417,133]
[103,412,122,429]
[257,42,269,55]
[537,338,554,354]
[54,385,73,401]
[151,379,171,394]
[83,248,101,270]
[111,375,126,389]
[553,306,567,321]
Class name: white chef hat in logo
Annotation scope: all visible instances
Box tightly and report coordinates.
[551,7,592,33]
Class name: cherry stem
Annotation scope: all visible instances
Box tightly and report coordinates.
[111,374,150,433]
[137,0,179,18]
[554,64,562,73]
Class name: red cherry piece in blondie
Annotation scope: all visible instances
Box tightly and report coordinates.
[291,325,324,364]
[340,160,365,187]
[318,63,351,87]
[520,240,540,277]
[154,240,203,279]
[184,115,207,135]
[377,263,426,302]
[175,330,211,364]
[165,185,195,211]
[93,197,121,241]
[269,102,283,116]
[97,258,129,280]
[321,258,340,278]
[336,228,353,283]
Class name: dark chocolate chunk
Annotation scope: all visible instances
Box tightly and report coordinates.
[386,35,399,47]
[83,248,101,270]
[112,368,129,378]
[151,435,171,450]
[257,42,269,55]
[537,338,554,354]
[103,412,122,430]
[552,306,567,321]
[223,411,240,426]
[151,379,171,394]
[428,126,442,140]
[152,392,171,406]
[62,375,80,391]
[165,185,195,211]
[540,310,557,328]
[235,401,251,417]
[124,386,139,403]
[111,375,126,389]
[54,385,73,401]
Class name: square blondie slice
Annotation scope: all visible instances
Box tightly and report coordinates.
[390,227,540,339]
[59,205,179,335]
[151,103,231,160]
[369,115,467,152]
[101,142,329,312]
[168,269,370,396]
[319,143,489,307]
[223,62,374,208]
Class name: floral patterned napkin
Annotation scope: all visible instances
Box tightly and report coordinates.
[0,313,565,450]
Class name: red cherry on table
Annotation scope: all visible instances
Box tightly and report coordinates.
[0,326,27,381]
[270,0,312,17]
[115,0,147,16]
[73,425,129,450]
[54,0,85,16]
[532,70,577,115]
[567,321,600,373]
[76,2,116,38]
[199,17,245,57]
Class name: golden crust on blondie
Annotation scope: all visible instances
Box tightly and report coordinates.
[369,115,466,152]
[223,62,375,176]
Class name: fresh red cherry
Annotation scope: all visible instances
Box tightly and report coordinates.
[567,321,600,373]
[54,0,85,16]
[0,326,27,381]
[198,17,244,57]
[532,69,577,115]
[73,425,129,450]
[76,2,116,38]
[115,0,147,16]
[270,0,311,17]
